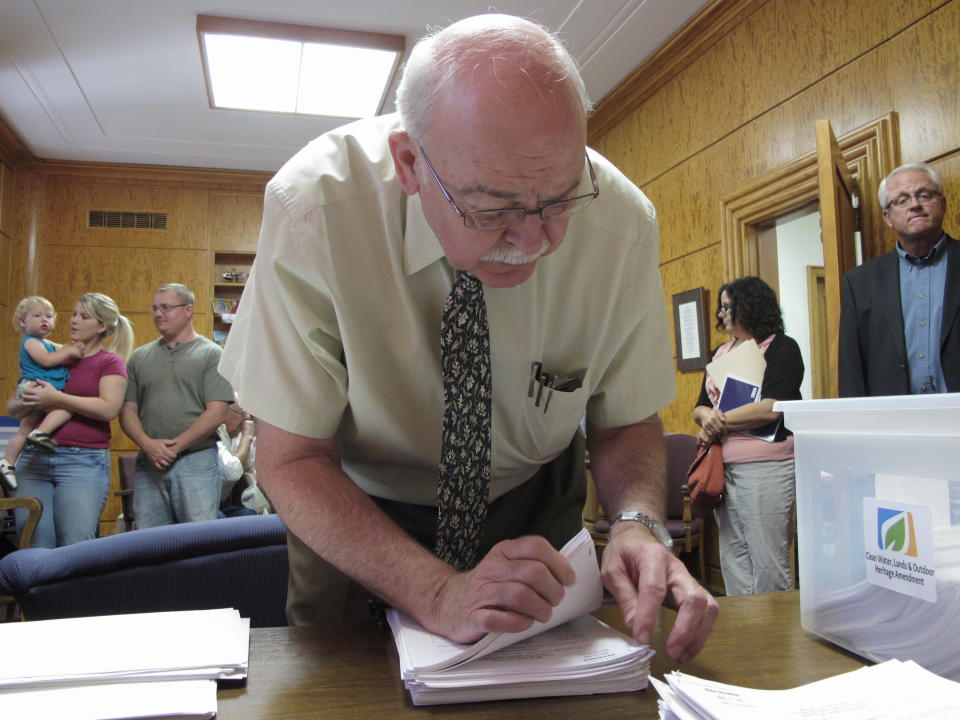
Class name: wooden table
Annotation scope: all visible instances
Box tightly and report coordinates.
[218,591,866,719]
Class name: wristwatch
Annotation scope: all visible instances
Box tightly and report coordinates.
[609,511,673,549]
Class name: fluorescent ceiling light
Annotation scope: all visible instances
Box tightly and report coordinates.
[197,15,404,119]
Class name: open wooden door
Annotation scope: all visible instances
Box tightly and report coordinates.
[816,119,859,398]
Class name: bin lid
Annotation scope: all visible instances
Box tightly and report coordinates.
[773,393,960,435]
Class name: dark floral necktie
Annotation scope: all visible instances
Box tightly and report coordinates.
[435,270,492,571]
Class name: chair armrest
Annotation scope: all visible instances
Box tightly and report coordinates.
[0,497,42,549]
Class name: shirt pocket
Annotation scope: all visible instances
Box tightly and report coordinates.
[513,366,589,461]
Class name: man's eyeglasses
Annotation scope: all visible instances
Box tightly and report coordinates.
[885,189,941,210]
[417,145,599,231]
[151,303,188,314]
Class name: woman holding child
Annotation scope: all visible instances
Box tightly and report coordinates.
[11,292,133,547]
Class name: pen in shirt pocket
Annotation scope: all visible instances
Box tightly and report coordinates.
[528,362,583,414]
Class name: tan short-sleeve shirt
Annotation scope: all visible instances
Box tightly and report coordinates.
[220,114,675,505]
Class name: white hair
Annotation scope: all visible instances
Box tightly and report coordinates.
[878,162,944,208]
[395,14,592,142]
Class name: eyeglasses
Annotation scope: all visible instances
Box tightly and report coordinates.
[718,303,733,314]
[417,145,599,231]
[151,303,188,314]
[885,189,941,210]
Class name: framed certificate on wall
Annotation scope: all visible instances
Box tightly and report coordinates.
[672,288,710,371]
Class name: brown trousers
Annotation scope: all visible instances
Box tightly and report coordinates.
[285,433,586,625]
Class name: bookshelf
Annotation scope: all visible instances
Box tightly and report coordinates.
[212,251,255,345]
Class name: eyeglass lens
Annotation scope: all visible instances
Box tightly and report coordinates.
[419,142,598,232]
[465,195,597,231]
[888,190,938,209]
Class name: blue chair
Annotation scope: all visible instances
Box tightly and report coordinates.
[0,513,288,627]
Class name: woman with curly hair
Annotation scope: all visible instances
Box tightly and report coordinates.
[693,276,804,595]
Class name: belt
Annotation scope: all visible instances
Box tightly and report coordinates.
[179,442,215,456]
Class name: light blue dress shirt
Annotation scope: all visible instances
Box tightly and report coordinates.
[897,234,948,393]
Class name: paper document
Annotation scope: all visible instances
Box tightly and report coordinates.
[811,524,960,680]
[389,528,603,672]
[0,608,250,720]
[0,608,249,688]
[706,339,765,390]
[1,679,217,720]
[677,300,703,360]
[387,528,652,704]
[717,374,779,442]
[718,374,760,412]
[653,658,960,719]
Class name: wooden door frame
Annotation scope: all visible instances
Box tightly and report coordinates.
[720,113,900,280]
[806,265,827,398]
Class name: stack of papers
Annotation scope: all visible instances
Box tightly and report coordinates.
[388,528,653,705]
[652,658,960,719]
[0,608,249,720]
[810,526,960,681]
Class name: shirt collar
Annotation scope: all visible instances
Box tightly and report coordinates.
[158,335,200,351]
[402,191,445,276]
[897,233,947,266]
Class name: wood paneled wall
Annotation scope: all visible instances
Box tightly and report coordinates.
[0,133,268,535]
[589,0,960,434]
[3,0,959,539]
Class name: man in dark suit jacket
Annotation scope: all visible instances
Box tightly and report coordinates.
[839,162,958,396]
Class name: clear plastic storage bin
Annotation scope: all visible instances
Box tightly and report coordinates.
[775,394,960,680]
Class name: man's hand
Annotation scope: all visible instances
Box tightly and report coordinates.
[426,535,576,644]
[141,437,177,470]
[602,522,718,662]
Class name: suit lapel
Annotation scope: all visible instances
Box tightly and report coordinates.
[875,251,907,364]
[941,235,960,350]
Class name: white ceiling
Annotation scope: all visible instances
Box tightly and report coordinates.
[0,0,710,173]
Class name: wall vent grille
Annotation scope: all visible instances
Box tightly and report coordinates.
[88,210,167,229]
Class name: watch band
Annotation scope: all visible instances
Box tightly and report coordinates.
[609,510,674,549]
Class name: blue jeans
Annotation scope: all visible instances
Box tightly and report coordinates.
[14,445,110,548]
[133,448,220,528]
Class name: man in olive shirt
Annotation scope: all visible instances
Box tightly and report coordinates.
[120,283,234,527]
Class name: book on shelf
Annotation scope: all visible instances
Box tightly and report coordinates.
[211,298,234,315]
[387,528,653,705]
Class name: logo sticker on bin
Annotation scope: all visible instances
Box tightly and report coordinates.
[863,498,936,603]
[876,507,919,557]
